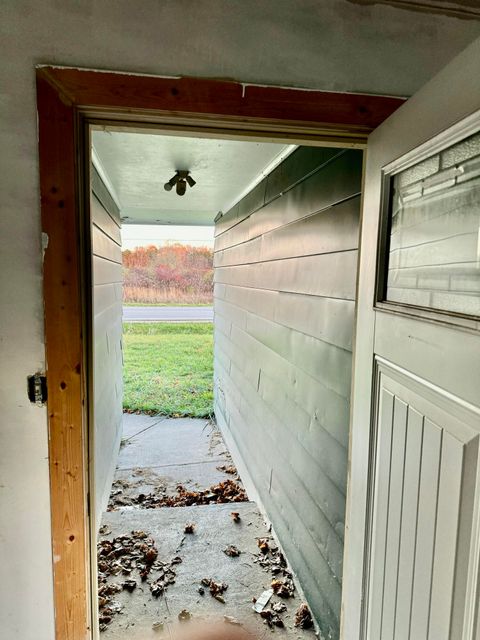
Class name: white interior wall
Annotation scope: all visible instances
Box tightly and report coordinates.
[0,2,478,637]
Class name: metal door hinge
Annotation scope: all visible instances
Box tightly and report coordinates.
[27,372,48,406]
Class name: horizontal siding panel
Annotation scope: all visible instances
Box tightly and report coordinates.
[92,224,122,263]
[216,285,355,350]
[215,150,362,251]
[218,362,344,619]
[214,147,343,238]
[93,255,123,286]
[91,173,123,523]
[244,313,352,399]
[91,193,121,244]
[214,196,360,267]
[219,358,346,558]
[93,282,123,317]
[217,312,351,449]
[214,251,358,300]
[214,145,361,637]
[264,147,342,203]
[94,304,123,355]
[215,380,341,636]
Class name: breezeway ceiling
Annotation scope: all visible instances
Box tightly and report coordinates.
[92,129,294,226]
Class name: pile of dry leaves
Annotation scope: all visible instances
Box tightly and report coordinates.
[109,479,247,511]
[254,538,291,579]
[216,464,237,475]
[97,530,180,631]
[199,577,229,603]
[252,537,303,629]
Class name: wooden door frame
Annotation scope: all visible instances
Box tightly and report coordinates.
[36,65,404,640]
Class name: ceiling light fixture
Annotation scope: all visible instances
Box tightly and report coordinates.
[163,170,196,196]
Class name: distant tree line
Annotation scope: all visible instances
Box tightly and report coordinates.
[123,244,213,304]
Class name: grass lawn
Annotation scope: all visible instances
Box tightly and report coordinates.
[123,322,213,418]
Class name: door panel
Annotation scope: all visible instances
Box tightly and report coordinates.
[366,361,479,640]
[374,312,480,402]
[341,37,480,640]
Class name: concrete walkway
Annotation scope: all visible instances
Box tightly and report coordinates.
[99,415,315,639]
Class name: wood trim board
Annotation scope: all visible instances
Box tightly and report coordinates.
[35,65,404,640]
[37,73,89,640]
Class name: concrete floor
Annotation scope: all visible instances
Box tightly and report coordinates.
[111,415,234,501]
[99,416,315,639]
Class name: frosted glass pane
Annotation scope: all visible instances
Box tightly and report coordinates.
[386,131,480,317]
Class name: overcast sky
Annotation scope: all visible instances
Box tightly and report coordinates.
[121,224,214,250]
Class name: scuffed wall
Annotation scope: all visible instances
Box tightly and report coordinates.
[214,147,363,638]
[91,170,123,527]
[0,1,478,637]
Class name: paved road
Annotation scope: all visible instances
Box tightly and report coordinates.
[123,305,213,322]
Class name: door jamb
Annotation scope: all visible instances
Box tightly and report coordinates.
[36,65,404,640]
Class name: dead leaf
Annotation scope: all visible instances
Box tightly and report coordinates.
[201,577,228,602]
[122,579,137,593]
[216,464,237,475]
[178,609,192,622]
[223,545,241,557]
[295,603,313,629]
[184,523,195,534]
[257,538,270,554]
[271,578,295,598]
[260,609,285,628]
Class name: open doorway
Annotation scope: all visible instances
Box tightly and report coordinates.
[90,129,361,638]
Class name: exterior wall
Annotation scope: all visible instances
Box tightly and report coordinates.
[0,0,478,635]
[214,147,363,638]
[91,170,123,527]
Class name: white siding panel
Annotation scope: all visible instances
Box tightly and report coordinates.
[214,147,362,637]
[91,168,123,528]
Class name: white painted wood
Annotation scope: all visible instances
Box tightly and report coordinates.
[381,398,408,640]
[409,418,442,639]
[366,389,394,640]
[394,407,423,640]
[361,361,480,640]
[342,38,480,640]
[428,431,464,640]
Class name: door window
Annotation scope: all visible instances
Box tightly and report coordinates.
[381,129,480,317]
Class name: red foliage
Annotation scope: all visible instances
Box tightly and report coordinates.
[123,244,213,304]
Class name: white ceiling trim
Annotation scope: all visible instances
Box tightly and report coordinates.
[91,145,122,210]
[221,144,297,214]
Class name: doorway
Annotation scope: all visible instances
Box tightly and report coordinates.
[89,126,363,639]
[37,65,404,640]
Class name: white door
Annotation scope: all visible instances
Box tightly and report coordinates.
[342,39,480,640]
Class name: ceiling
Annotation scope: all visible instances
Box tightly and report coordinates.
[92,130,294,226]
